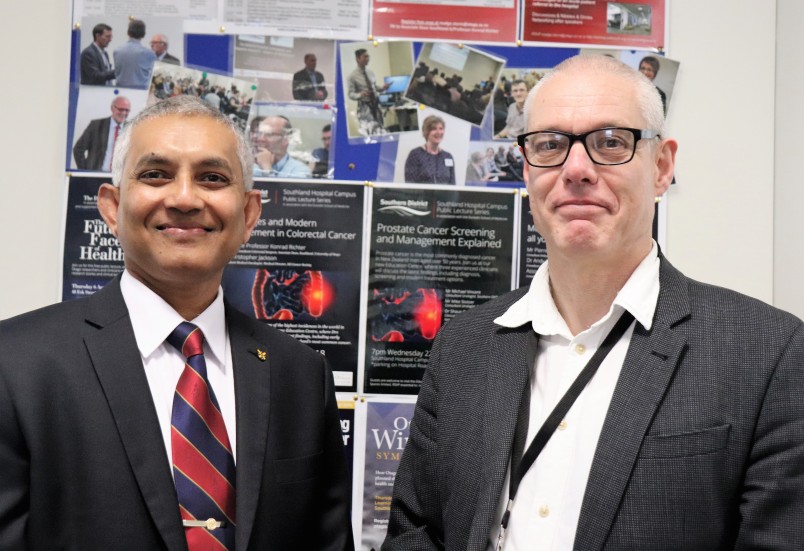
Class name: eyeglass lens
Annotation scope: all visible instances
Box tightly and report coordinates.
[524,128,638,167]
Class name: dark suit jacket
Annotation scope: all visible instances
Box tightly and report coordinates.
[0,278,353,550]
[292,69,327,101]
[73,116,113,170]
[383,257,804,550]
[160,52,181,66]
[80,43,115,85]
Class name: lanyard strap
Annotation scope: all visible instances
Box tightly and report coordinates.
[497,310,635,549]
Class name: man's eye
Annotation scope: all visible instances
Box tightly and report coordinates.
[139,170,168,180]
[533,138,565,153]
[596,137,627,150]
[200,173,230,185]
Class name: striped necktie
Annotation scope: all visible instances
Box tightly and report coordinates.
[167,322,236,550]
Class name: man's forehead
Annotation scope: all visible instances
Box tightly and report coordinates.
[529,71,642,130]
[130,115,238,154]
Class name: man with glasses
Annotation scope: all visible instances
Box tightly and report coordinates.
[383,54,804,550]
[250,115,312,178]
[73,95,131,171]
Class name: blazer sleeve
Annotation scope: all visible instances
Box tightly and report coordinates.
[735,321,804,550]
[0,349,28,549]
[382,334,446,550]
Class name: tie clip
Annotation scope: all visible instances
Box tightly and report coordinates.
[183,518,226,530]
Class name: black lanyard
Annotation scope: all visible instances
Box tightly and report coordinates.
[496,310,635,551]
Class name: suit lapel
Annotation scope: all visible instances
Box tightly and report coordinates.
[83,279,187,551]
[468,324,531,550]
[574,258,691,550]
[226,307,272,551]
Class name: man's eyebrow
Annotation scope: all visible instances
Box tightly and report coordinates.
[130,155,234,172]
[196,157,234,172]
[131,154,173,171]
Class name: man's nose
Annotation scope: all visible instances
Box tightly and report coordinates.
[164,173,204,211]
[561,141,597,184]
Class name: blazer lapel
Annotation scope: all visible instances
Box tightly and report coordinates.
[468,324,531,550]
[226,307,272,551]
[83,279,187,551]
[574,258,691,550]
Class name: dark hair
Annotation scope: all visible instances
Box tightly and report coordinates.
[127,19,146,40]
[304,53,316,62]
[355,48,367,58]
[322,124,332,132]
[511,79,528,89]
[92,23,112,40]
[639,56,660,75]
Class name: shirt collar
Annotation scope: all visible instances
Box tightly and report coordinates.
[120,270,227,367]
[271,153,291,174]
[494,241,660,336]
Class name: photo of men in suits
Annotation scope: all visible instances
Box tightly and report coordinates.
[79,22,115,85]
[383,54,804,550]
[0,96,353,550]
[292,53,327,101]
[72,94,130,171]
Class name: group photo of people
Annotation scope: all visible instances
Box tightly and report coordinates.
[148,63,256,130]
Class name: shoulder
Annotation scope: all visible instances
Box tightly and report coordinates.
[658,257,802,345]
[406,147,423,160]
[292,69,306,78]
[0,298,95,366]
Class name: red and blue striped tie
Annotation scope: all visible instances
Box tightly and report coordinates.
[167,322,236,550]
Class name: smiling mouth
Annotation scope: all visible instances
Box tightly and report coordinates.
[156,224,213,233]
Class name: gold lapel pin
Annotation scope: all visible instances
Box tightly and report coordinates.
[256,348,267,361]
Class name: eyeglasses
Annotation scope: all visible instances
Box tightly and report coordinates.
[516,127,660,168]
[250,131,285,140]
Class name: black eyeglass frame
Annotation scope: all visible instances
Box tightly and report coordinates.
[516,127,661,168]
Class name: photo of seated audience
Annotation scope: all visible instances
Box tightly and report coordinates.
[404,43,504,126]
[148,63,256,130]
[465,141,524,186]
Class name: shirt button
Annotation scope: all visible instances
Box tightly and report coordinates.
[575,344,586,355]
[558,420,568,431]
[538,504,550,518]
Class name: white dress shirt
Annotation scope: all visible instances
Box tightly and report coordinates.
[487,241,661,551]
[119,270,237,467]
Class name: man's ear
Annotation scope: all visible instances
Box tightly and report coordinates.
[654,138,677,197]
[97,183,121,237]
[242,190,263,243]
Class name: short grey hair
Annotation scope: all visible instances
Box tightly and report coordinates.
[111,95,254,190]
[523,54,665,137]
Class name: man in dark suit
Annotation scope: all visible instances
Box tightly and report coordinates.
[80,22,115,85]
[383,54,804,550]
[72,95,131,171]
[0,96,353,550]
[151,33,181,65]
[292,53,327,101]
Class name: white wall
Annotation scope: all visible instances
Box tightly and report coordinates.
[664,0,776,305]
[1,1,802,320]
[774,0,804,318]
[0,1,71,319]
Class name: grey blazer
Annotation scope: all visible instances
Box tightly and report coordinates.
[383,256,804,550]
[0,277,353,550]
